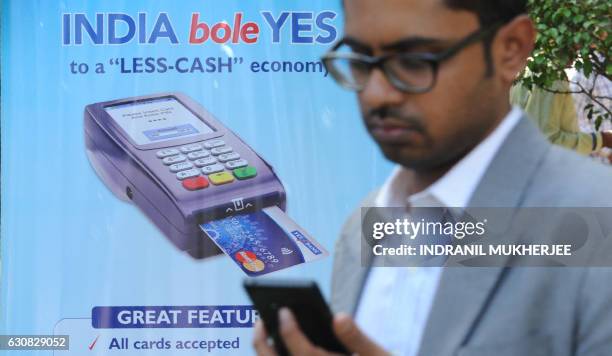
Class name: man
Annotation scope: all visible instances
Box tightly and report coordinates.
[510,77,612,156]
[253,1,612,355]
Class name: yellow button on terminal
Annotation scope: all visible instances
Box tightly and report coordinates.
[208,171,235,185]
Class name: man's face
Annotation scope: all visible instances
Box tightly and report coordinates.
[344,0,504,171]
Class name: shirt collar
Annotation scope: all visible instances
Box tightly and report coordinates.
[376,106,523,208]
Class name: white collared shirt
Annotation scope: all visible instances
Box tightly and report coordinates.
[355,107,522,356]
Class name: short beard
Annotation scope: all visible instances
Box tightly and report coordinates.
[381,82,501,174]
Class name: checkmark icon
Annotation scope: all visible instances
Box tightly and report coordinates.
[89,335,100,350]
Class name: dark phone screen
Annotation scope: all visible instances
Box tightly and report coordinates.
[244,280,348,356]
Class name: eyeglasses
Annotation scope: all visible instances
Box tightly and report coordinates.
[321,24,501,93]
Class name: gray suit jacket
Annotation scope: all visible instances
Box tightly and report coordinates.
[330,116,612,356]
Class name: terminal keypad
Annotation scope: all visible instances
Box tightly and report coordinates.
[155,138,257,190]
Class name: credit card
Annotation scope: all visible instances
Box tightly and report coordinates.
[200,206,328,276]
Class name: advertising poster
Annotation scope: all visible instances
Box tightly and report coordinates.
[3,1,612,356]
[1,1,391,355]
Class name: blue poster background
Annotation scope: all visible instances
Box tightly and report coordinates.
[1,1,392,354]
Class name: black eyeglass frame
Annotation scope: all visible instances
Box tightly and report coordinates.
[321,23,502,93]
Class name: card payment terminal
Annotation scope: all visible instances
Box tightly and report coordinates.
[84,93,286,259]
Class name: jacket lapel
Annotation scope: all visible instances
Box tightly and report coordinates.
[417,116,551,356]
[330,192,378,315]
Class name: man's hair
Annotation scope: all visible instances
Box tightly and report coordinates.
[444,0,528,74]
[444,0,527,27]
[340,0,528,26]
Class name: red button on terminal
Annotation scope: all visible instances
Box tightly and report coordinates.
[182,176,209,190]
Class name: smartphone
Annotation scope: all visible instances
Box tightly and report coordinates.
[244,279,349,356]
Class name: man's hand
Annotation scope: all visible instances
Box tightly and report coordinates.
[253,308,389,356]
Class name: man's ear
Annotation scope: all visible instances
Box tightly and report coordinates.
[491,15,536,84]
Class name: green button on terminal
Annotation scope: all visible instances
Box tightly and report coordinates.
[233,166,257,180]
